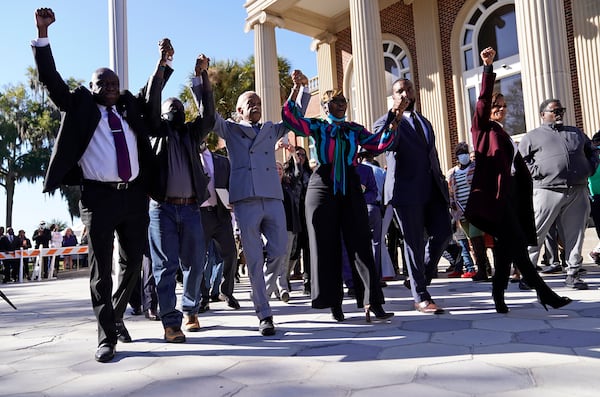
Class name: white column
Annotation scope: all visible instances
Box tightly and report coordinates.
[311,33,338,102]
[349,0,387,129]
[108,0,128,90]
[412,0,451,170]
[572,0,600,135]
[515,0,574,129]
[246,12,284,122]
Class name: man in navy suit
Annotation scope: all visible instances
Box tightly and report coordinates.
[375,78,452,314]
[198,143,240,311]
[32,8,166,362]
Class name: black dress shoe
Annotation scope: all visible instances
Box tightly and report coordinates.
[198,298,210,313]
[518,280,532,291]
[116,322,132,343]
[259,316,276,336]
[224,294,241,310]
[541,263,563,274]
[95,343,116,363]
[210,294,221,303]
[130,306,142,315]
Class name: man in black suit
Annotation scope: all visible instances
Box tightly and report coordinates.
[32,8,167,362]
[198,142,240,311]
[1,228,21,283]
[374,78,452,314]
[32,221,51,278]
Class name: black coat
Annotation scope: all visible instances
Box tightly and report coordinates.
[33,44,162,192]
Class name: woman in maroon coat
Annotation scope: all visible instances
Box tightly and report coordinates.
[464,47,571,313]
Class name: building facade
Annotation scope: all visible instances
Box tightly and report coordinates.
[244,0,600,169]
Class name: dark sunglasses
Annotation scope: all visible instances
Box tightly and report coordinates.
[544,107,566,116]
[329,97,347,105]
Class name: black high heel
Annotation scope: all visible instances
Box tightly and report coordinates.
[537,295,572,311]
[365,304,394,323]
[331,305,345,322]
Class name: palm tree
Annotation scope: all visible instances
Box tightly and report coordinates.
[0,83,57,227]
[176,55,293,153]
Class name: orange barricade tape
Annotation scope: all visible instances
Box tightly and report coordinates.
[0,246,89,259]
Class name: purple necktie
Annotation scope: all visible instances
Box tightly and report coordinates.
[107,107,132,182]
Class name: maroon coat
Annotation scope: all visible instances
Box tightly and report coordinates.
[464,70,536,245]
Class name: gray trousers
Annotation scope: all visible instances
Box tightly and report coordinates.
[528,186,590,275]
[233,198,287,320]
[265,231,295,297]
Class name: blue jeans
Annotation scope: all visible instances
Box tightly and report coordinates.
[458,238,475,272]
[203,240,223,298]
[149,200,206,328]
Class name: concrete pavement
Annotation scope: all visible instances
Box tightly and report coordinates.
[1,230,600,396]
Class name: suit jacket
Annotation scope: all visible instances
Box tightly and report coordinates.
[148,81,214,203]
[464,69,536,243]
[33,44,162,192]
[210,152,234,222]
[375,111,449,207]
[212,92,310,204]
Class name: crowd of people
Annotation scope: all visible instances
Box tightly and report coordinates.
[23,8,598,363]
[0,223,85,282]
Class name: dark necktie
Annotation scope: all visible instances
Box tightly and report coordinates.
[411,112,428,145]
[107,107,132,182]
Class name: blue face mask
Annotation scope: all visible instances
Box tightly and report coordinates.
[326,113,346,123]
[457,153,470,165]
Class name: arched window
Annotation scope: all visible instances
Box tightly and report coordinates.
[382,40,411,95]
[461,0,524,135]
[346,39,412,119]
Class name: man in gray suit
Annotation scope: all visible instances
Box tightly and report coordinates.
[212,82,310,336]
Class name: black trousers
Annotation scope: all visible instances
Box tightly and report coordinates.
[80,181,148,346]
[127,253,157,311]
[492,200,560,302]
[305,165,384,309]
[200,208,237,299]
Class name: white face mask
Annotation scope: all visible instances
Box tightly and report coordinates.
[457,153,470,165]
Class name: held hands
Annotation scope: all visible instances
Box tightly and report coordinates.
[195,54,210,76]
[35,8,55,37]
[480,47,496,66]
[158,38,174,65]
[291,69,308,90]
[276,137,294,151]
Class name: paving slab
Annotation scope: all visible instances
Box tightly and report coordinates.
[1,228,600,396]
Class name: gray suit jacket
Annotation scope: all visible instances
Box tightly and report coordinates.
[213,92,310,204]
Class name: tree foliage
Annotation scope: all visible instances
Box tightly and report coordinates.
[177,55,293,153]
[0,68,83,226]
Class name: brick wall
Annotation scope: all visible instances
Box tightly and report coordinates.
[332,0,581,148]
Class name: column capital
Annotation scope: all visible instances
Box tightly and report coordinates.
[310,32,337,52]
[244,11,285,33]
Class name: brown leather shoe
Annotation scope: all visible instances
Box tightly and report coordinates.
[164,326,186,343]
[184,314,201,332]
[415,300,444,314]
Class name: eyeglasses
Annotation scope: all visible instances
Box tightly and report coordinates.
[544,107,566,116]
